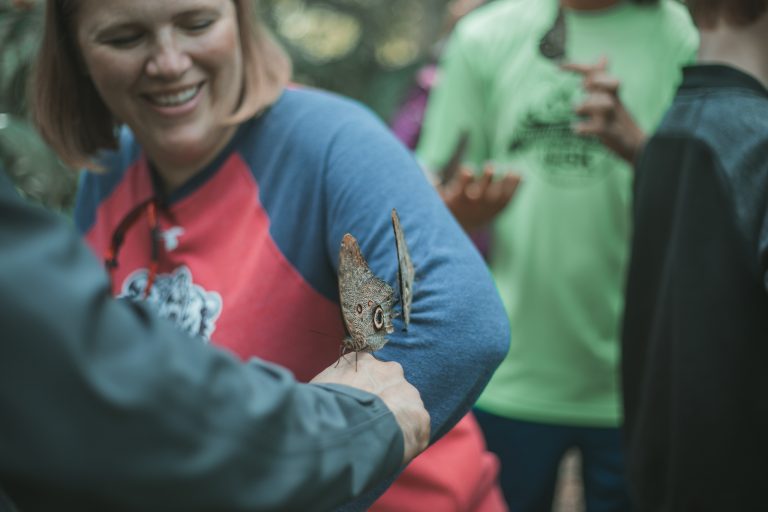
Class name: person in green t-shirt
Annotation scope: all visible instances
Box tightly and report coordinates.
[417,0,698,510]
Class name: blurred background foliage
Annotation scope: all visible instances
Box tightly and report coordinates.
[0,0,456,212]
[0,0,76,210]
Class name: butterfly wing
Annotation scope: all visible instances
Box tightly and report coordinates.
[391,209,415,329]
[338,233,395,352]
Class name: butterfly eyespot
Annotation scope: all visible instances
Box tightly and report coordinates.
[373,306,385,330]
[356,304,363,315]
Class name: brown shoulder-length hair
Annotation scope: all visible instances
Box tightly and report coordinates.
[32,0,292,169]
[685,0,768,28]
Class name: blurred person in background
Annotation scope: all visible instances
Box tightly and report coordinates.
[389,0,518,261]
[390,0,489,151]
[621,0,768,509]
[417,0,698,509]
[31,0,511,510]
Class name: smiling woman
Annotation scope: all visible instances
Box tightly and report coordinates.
[30,1,511,511]
[33,0,289,183]
[74,0,245,191]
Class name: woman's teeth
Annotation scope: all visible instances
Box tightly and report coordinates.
[150,85,200,107]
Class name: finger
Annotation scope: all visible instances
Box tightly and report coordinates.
[560,56,608,77]
[475,166,494,196]
[574,92,615,118]
[487,173,519,206]
[445,170,474,207]
[502,173,522,199]
[444,168,472,198]
[485,181,504,204]
[573,116,608,137]
[585,73,620,94]
[465,179,484,201]
[561,61,599,76]
[595,55,609,71]
[438,186,453,204]
[561,57,603,75]
[457,168,474,191]
[561,55,608,77]
[355,352,376,363]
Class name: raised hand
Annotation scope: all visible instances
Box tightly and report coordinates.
[439,163,521,232]
[563,57,646,164]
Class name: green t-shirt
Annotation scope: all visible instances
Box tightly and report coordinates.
[417,0,698,426]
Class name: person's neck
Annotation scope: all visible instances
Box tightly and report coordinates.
[147,125,238,195]
[561,0,620,12]
[698,13,768,89]
[153,160,208,196]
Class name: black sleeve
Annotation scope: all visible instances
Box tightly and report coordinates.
[0,169,403,512]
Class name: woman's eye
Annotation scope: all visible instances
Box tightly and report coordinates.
[184,19,214,32]
[104,33,143,48]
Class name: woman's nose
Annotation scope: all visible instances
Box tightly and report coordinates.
[145,34,191,79]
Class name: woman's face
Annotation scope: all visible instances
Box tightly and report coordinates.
[76,0,243,169]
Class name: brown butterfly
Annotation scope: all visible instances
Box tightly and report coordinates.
[337,209,415,360]
[338,233,395,355]
[391,208,414,329]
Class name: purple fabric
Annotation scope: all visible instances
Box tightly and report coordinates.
[390,65,438,150]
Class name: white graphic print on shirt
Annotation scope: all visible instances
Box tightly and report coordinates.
[120,265,222,340]
[160,226,185,251]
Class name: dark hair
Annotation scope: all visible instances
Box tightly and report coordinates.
[32,0,291,169]
[685,0,768,28]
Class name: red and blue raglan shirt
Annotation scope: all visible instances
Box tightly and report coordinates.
[75,88,510,511]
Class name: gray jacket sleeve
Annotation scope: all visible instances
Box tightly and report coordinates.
[0,169,403,512]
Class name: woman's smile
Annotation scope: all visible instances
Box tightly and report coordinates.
[144,83,202,108]
[142,82,205,116]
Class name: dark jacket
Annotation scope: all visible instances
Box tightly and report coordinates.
[0,167,402,511]
[623,65,768,512]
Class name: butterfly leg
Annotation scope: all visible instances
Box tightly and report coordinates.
[335,344,352,368]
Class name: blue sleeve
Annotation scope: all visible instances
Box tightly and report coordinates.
[74,127,141,234]
[321,102,510,440]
